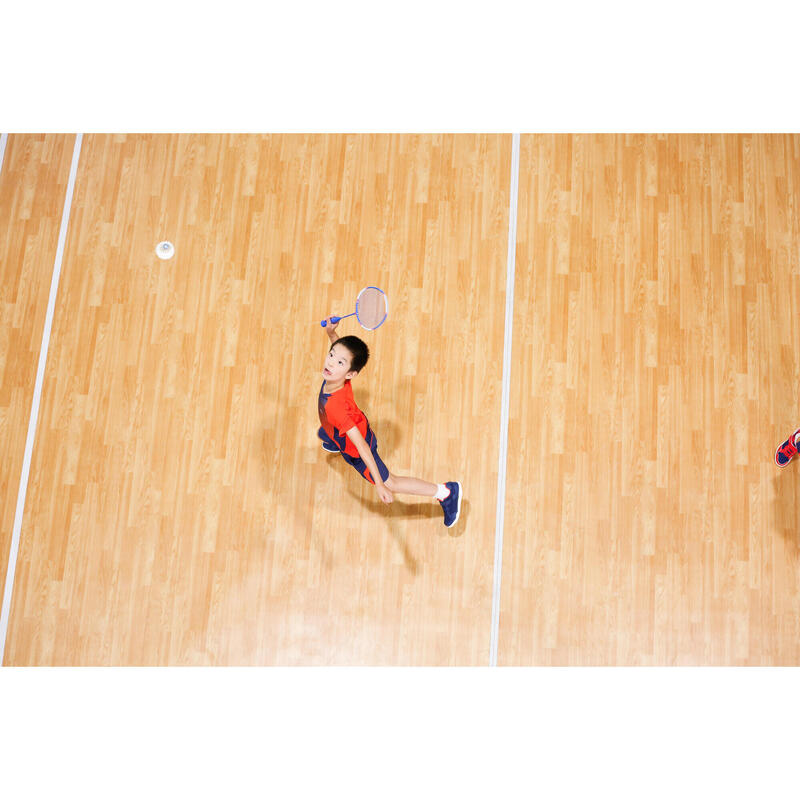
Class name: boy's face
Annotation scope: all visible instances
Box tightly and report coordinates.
[323,343,357,383]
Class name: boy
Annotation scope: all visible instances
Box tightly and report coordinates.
[317,317,462,527]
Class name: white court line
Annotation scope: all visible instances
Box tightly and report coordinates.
[0,134,8,174]
[489,133,520,667]
[0,133,83,665]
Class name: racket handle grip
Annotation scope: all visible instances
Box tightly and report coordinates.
[320,316,341,328]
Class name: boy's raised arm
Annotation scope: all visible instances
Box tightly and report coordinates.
[324,317,339,344]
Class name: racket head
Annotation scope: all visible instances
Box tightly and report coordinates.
[354,286,388,330]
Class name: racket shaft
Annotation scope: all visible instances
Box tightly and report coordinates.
[320,312,356,327]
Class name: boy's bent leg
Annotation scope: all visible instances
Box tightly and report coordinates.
[318,427,340,453]
[385,473,437,497]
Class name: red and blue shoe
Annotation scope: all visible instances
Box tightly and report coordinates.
[439,481,462,528]
[775,428,800,467]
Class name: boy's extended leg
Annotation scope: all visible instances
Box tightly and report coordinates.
[385,474,462,528]
[385,474,437,497]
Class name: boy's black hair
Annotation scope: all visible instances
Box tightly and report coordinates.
[333,335,369,373]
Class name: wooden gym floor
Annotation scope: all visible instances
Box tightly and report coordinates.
[1,133,798,665]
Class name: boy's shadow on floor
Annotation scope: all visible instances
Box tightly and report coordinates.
[345,488,470,577]
[350,490,469,541]
[321,451,468,577]
[340,415,468,537]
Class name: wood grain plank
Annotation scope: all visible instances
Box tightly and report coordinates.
[5,134,510,665]
[502,134,800,665]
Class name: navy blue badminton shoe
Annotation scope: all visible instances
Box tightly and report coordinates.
[439,481,462,528]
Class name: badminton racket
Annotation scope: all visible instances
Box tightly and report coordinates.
[320,286,388,331]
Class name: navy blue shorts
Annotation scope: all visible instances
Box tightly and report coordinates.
[318,427,390,485]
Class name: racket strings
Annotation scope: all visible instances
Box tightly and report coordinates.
[355,288,387,330]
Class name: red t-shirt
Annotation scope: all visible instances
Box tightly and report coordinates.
[318,380,372,458]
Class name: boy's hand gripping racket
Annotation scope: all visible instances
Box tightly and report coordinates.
[320,286,388,331]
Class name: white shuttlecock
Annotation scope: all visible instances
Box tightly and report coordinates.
[155,241,175,260]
